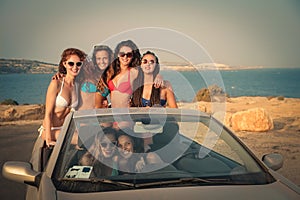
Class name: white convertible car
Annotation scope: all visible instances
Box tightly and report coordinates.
[3,108,300,199]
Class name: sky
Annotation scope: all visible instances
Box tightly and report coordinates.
[0,0,300,67]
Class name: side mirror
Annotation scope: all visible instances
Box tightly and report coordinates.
[262,153,283,171]
[2,161,40,187]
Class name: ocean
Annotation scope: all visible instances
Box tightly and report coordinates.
[1,68,300,104]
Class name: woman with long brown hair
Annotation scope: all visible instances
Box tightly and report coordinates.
[96,40,142,108]
[131,51,177,108]
[77,45,113,109]
[40,48,86,146]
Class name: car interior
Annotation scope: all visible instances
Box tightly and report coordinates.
[47,114,276,192]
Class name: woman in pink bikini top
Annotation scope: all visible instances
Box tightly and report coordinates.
[97,40,140,108]
[107,68,133,95]
[96,40,164,108]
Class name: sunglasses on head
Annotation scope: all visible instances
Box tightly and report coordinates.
[100,141,117,148]
[141,59,155,65]
[67,61,83,67]
[118,52,133,58]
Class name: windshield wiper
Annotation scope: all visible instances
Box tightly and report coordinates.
[59,177,231,188]
[134,177,229,188]
[90,178,135,187]
[59,178,135,188]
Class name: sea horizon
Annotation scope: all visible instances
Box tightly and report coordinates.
[1,68,300,104]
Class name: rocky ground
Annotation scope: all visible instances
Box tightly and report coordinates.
[179,96,300,185]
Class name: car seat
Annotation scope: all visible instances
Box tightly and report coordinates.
[149,122,186,163]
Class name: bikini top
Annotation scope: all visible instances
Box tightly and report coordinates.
[55,78,78,108]
[81,81,97,93]
[142,98,167,107]
[107,69,133,95]
[97,87,110,97]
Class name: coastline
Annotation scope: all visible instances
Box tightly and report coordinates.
[2,69,300,104]
[0,96,299,186]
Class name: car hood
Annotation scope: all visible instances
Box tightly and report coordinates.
[57,181,300,200]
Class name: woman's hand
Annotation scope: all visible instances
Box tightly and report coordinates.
[135,157,145,172]
[46,139,56,147]
[52,72,65,80]
[153,74,164,88]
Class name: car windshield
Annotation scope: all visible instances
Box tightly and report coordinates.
[52,108,274,193]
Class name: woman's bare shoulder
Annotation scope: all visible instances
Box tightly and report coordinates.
[130,67,139,73]
[130,67,139,79]
[48,78,62,91]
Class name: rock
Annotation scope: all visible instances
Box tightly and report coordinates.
[4,107,17,119]
[0,99,19,105]
[193,84,228,102]
[230,108,273,132]
[0,104,44,122]
[194,88,211,102]
[19,105,45,120]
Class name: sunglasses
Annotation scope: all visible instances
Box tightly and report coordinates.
[100,141,117,148]
[67,61,83,67]
[118,52,133,58]
[141,59,155,65]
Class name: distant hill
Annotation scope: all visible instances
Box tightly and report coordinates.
[1,58,286,74]
[0,58,57,74]
[161,63,266,71]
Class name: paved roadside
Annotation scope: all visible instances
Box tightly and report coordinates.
[0,124,39,200]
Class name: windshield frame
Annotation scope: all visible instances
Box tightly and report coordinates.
[52,108,275,192]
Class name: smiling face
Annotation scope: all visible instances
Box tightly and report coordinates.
[64,54,82,76]
[117,135,134,159]
[118,46,133,67]
[99,133,117,158]
[95,50,109,70]
[141,54,157,75]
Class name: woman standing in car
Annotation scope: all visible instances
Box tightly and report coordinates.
[96,40,141,108]
[96,40,164,108]
[40,48,86,147]
[78,45,113,109]
[131,51,177,108]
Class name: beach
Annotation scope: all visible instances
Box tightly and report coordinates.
[0,96,299,197]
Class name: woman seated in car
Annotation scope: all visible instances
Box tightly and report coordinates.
[79,127,119,177]
[115,129,164,174]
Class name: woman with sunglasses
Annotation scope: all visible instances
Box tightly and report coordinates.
[131,51,177,108]
[53,45,113,109]
[96,40,164,108]
[79,127,119,177]
[39,48,86,147]
[96,40,141,108]
[116,129,164,174]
